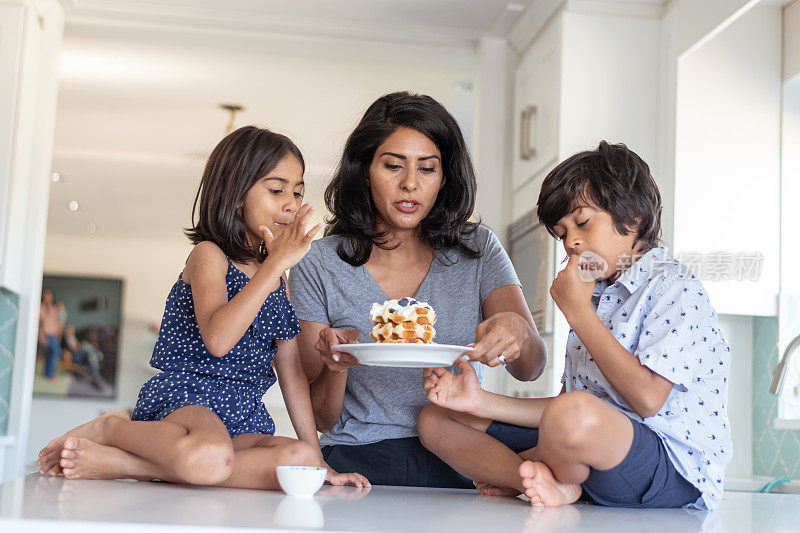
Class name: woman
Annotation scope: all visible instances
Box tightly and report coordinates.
[289,91,547,488]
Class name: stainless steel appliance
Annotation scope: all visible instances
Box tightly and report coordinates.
[508,208,554,335]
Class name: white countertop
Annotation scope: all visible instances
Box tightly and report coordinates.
[1,474,799,532]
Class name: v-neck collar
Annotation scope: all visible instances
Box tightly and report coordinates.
[361,250,437,301]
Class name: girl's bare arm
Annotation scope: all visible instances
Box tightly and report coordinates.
[273,337,323,455]
[296,320,352,432]
[184,241,285,357]
[187,204,320,357]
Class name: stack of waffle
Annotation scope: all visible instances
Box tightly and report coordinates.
[369,298,436,344]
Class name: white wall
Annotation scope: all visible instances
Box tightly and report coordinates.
[473,36,515,241]
[785,0,800,81]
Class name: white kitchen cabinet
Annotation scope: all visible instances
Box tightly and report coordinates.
[511,18,561,191]
[510,7,659,211]
[673,5,781,316]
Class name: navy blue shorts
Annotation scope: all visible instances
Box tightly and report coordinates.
[322,437,474,488]
[486,418,701,508]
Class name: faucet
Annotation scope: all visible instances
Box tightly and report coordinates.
[770,333,800,395]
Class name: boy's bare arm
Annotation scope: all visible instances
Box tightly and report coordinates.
[552,254,672,419]
[471,391,554,428]
[568,306,672,419]
[423,361,556,428]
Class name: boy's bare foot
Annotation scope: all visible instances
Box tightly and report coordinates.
[474,481,521,497]
[58,437,153,481]
[38,410,130,476]
[519,461,582,507]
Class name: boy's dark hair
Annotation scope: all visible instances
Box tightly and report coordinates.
[185,126,304,263]
[536,140,662,252]
[324,91,480,266]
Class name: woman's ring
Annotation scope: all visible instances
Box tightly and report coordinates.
[498,354,507,366]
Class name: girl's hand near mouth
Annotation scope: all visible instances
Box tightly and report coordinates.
[259,203,322,273]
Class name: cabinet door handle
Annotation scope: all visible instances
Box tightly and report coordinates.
[520,105,537,160]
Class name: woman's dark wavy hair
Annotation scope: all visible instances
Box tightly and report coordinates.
[537,141,662,252]
[324,91,480,266]
[185,126,304,263]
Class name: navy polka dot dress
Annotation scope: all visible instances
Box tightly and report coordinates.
[131,257,300,437]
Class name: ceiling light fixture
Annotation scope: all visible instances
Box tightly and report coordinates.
[68,201,79,211]
[184,103,247,162]
[219,104,246,135]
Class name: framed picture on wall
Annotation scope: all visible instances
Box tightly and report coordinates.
[34,274,123,399]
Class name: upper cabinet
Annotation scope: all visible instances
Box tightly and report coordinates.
[511,19,561,192]
[509,9,659,222]
[673,5,782,316]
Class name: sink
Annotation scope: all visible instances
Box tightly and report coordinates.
[725,477,800,494]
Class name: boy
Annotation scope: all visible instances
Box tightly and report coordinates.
[417,141,731,509]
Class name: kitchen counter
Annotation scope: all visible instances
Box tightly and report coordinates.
[1,474,799,532]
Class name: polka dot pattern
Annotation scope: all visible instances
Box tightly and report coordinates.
[131,258,300,437]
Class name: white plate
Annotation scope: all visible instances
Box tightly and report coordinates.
[331,343,473,368]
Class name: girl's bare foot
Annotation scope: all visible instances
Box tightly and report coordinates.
[474,481,521,497]
[59,437,154,481]
[39,411,130,476]
[519,461,582,507]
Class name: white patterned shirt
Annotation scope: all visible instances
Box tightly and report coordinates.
[562,247,732,510]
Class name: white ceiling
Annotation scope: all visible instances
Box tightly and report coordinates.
[62,0,536,45]
[48,1,524,241]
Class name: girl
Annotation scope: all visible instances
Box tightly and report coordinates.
[37,126,370,490]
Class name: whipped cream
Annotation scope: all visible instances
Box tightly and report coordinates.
[369,297,435,324]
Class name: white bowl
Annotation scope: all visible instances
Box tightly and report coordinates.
[276,466,326,497]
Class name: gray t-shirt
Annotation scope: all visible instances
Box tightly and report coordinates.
[288,225,520,446]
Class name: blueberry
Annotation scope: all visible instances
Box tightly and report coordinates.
[398,298,409,307]
[389,308,396,313]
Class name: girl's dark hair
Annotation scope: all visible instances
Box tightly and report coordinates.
[537,141,662,252]
[324,91,480,266]
[185,126,304,263]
